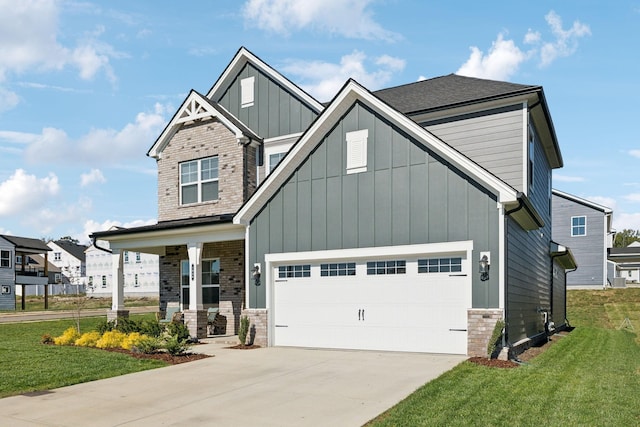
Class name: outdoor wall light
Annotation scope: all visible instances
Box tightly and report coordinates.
[479,252,490,281]
[252,263,261,287]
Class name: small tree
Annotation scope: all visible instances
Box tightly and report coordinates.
[487,319,505,358]
[238,315,250,345]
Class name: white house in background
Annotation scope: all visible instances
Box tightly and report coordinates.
[47,238,88,288]
[85,239,159,297]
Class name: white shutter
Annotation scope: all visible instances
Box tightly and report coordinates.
[346,129,368,174]
[241,76,255,108]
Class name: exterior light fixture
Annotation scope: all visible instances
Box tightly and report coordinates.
[252,263,261,286]
[479,253,490,281]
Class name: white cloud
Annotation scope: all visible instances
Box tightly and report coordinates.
[242,0,399,41]
[456,33,527,81]
[553,174,585,183]
[587,196,616,210]
[22,103,168,167]
[0,0,121,89]
[80,218,156,245]
[0,169,60,217]
[80,169,106,187]
[0,87,20,112]
[456,11,590,80]
[281,50,406,101]
[623,193,640,202]
[628,149,640,159]
[613,212,640,232]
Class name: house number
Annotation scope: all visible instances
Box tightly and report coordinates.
[191,264,194,280]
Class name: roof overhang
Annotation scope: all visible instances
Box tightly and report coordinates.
[235,79,520,226]
[608,247,640,264]
[90,216,245,255]
[551,241,577,270]
[207,47,324,113]
[504,192,545,231]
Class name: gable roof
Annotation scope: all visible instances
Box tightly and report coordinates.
[552,189,613,214]
[235,79,526,226]
[50,239,88,262]
[147,90,262,158]
[206,46,324,114]
[375,74,563,169]
[0,235,51,253]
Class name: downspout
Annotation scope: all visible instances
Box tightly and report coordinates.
[91,235,112,254]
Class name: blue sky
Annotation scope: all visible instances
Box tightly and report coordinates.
[0,0,638,243]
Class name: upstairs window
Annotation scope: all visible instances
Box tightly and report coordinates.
[0,250,10,268]
[268,152,286,174]
[241,76,255,108]
[180,156,219,205]
[54,252,61,261]
[124,251,129,263]
[136,252,141,263]
[571,216,587,236]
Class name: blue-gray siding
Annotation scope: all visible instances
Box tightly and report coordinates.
[0,239,15,310]
[421,104,525,192]
[248,102,500,309]
[216,63,318,139]
[552,260,567,326]
[505,124,553,343]
[552,194,606,287]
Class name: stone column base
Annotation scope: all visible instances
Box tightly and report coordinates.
[241,309,268,346]
[467,309,504,357]
[184,309,208,339]
[107,309,129,323]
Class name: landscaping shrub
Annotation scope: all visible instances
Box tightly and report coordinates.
[41,334,54,344]
[164,335,192,356]
[166,321,190,342]
[140,319,163,338]
[132,336,163,354]
[75,331,102,347]
[96,330,127,349]
[121,332,147,350]
[95,319,116,335]
[238,315,250,345]
[54,327,81,346]
[487,319,505,358]
[114,318,142,334]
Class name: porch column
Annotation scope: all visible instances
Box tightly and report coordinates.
[107,248,128,322]
[185,242,207,338]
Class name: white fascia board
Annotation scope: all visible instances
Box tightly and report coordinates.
[235,80,518,225]
[264,241,474,265]
[207,47,324,114]
[100,223,245,254]
[148,92,247,159]
[551,189,613,214]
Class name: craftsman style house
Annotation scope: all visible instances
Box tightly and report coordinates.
[92,47,576,356]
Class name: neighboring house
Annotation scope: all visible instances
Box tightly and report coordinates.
[85,238,159,297]
[552,189,613,289]
[14,254,67,296]
[91,47,576,357]
[47,239,88,288]
[607,241,640,287]
[0,235,51,310]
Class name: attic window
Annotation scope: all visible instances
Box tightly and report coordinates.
[241,76,255,108]
[346,129,368,174]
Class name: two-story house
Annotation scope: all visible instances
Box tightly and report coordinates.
[91,47,576,357]
[0,234,52,310]
[85,237,159,297]
[552,189,613,289]
[47,239,88,290]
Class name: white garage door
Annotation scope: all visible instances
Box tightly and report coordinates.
[270,244,472,354]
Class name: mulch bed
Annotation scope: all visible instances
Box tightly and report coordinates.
[226,344,261,350]
[102,347,211,364]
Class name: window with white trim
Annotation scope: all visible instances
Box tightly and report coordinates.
[180,156,219,205]
[278,265,311,278]
[571,216,586,236]
[346,129,368,174]
[54,252,61,261]
[321,263,356,277]
[1,250,11,268]
[134,274,139,287]
[241,76,255,108]
[268,152,286,174]
[136,252,141,263]
[418,257,463,273]
[88,276,93,286]
[367,260,406,275]
[54,273,61,283]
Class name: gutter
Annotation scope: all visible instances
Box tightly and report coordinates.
[91,235,112,254]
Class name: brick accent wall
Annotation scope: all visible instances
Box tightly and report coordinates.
[158,240,245,336]
[467,309,504,357]
[157,120,254,222]
[184,309,208,339]
[241,308,268,346]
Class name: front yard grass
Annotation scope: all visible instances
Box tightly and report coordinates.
[6,295,158,312]
[367,289,640,426]
[0,315,166,398]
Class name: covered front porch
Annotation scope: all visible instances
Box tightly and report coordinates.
[90,215,247,338]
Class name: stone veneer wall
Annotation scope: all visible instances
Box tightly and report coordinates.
[241,309,268,347]
[467,309,504,357]
[157,120,251,222]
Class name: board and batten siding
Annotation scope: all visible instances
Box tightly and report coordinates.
[552,260,567,326]
[216,63,318,140]
[505,122,553,344]
[552,193,606,288]
[248,102,500,309]
[421,104,525,192]
[0,237,15,310]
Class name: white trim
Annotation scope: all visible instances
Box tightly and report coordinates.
[498,201,506,310]
[235,80,518,225]
[551,189,613,214]
[244,225,251,310]
[207,47,324,113]
[522,103,529,196]
[570,215,587,237]
[240,76,255,108]
[263,133,303,144]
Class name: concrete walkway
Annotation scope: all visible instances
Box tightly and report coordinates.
[0,338,465,426]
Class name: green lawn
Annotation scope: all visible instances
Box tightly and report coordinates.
[5,295,158,312]
[0,315,166,398]
[367,289,640,426]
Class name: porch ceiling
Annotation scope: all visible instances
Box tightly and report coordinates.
[608,247,640,264]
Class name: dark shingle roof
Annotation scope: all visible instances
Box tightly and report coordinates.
[0,235,51,252]
[52,240,88,262]
[373,74,540,115]
[90,214,234,239]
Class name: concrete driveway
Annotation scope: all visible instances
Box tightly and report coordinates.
[0,341,465,426]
